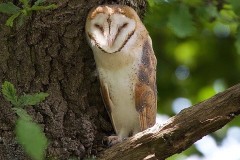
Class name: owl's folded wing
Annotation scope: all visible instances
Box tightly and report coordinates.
[135,37,157,131]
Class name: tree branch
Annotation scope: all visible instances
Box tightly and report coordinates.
[99,84,240,160]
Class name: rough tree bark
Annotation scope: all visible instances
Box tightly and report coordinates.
[0,0,146,159]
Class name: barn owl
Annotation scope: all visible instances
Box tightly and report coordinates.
[85,5,157,145]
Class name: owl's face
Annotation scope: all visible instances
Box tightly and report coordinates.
[86,5,138,54]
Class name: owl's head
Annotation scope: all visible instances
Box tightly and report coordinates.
[85,5,141,54]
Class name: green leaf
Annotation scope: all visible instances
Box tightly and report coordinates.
[235,29,240,54]
[12,107,32,121]
[19,0,30,8]
[147,0,155,7]
[0,2,20,14]
[21,8,29,16]
[6,12,21,27]
[235,39,240,54]
[229,0,240,15]
[197,85,216,102]
[167,4,195,38]
[2,81,18,106]
[16,118,48,160]
[196,4,218,21]
[234,39,240,55]
[17,13,26,27]
[33,0,45,6]
[18,92,49,107]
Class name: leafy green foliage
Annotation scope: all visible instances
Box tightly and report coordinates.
[0,2,20,14]
[13,108,32,121]
[168,4,195,38]
[34,0,46,6]
[0,0,57,27]
[145,0,240,111]
[2,81,18,106]
[145,0,240,159]
[2,81,49,108]
[1,81,49,160]
[6,12,21,27]
[18,93,49,106]
[16,118,48,160]
[229,0,240,15]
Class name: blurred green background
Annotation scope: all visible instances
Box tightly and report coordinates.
[144,0,240,159]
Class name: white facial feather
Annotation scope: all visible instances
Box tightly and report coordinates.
[87,12,136,54]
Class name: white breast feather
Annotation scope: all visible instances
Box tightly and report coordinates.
[97,50,142,138]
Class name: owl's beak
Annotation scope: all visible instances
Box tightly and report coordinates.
[107,37,114,47]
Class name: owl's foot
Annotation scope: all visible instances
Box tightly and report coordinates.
[103,135,127,147]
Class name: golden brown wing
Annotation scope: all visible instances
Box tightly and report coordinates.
[135,37,157,131]
[99,80,117,132]
[99,80,112,114]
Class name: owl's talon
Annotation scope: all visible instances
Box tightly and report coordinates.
[123,137,128,141]
[102,136,122,147]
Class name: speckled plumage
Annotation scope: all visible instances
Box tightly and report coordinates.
[85,5,157,142]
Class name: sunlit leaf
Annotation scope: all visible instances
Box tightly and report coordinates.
[197,86,216,102]
[0,2,20,15]
[174,41,199,66]
[12,107,32,121]
[18,92,49,107]
[220,6,237,22]
[6,12,21,27]
[229,0,240,15]
[33,0,45,6]
[19,0,30,8]
[1,81,18,106]
[147,0,155,7]
[16,118,48,160]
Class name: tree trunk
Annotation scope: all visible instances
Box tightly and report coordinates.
[0,0,146,159]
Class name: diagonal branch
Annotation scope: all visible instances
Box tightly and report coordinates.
[99,83,240,160]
